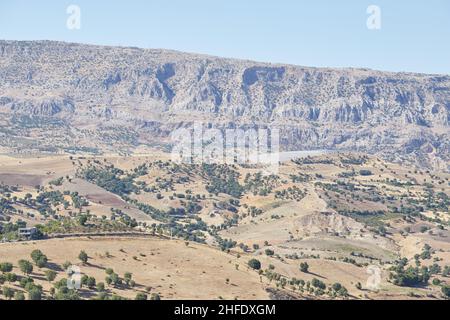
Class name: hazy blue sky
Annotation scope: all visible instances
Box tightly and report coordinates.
[0,0,449,74]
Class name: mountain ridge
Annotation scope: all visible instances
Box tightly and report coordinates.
[3,39,448,76]
[0,40,448,171]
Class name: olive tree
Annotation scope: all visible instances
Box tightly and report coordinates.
[18,260,33,275]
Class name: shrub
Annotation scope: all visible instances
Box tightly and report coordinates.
[106,273,121,287]
[441,285,450,298]
[135,293,147,300]
[14,291,25,300]
[62,261,72,270]
[359,170,373,176]
[0,262,13,273]
[332,283,342,292]
[96,282,105,292]
[2,286,14,299]
[30,250,48,268]
[150,293,161,300]
[78,251,88,264]
[86,277,96,288]
[248,259,261,270]
[18,260,33,275]
[311,278,326,290]
[28,287,42,300]
[5,273,17,283]
[390,266,430,287]
[338,287,349,297]
[105,268,114,275]
[19,277,34,288]
[124,272,133,285]
[45,270,57,282]
[300,262,309,273]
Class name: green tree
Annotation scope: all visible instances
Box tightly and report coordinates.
[62,261,72,270]
[5,273,17,283]
[30,250,48,268]
[332,283,342,292]
[110,273,121,287]
[28,287,42,300]
[81,275,89,287]
[0,262,13,273]
[53,278,67,290]
[2,286,14,299]
[135,293,147,300]
[86,277,96,288]
[248,259,261,270]
[96,291,108,300]
[96,282,105,292]
[18,260,33,275]
[19,277,33,288]
[78,251,88,264]
[124,272,132,286]
[300,262,309,273]
[443,266,450,277]
[150,293,161,300]
[311,278,326,290]
[45,270,57,282]
[78,215,88,226]
[14,291,25,300]
[442,285,450,298]
[338,287,349,297]
[30,250,43,262]
[105,268,114,275]
[54,287,80,300]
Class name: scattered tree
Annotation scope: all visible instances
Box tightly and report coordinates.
[45,270,57,282]
[18,260,33,275]
[14,291,25,300]
[0,262,13,273]
[2,286,14,299]
[124,272,133,286]
[248,259,261,270]
[96,282,105,292]
[78,251,88,264]
[135,293,147,300]
[300,262,309,273]
[30,250,48,268]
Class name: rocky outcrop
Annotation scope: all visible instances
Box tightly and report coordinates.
[7,98,75,116]
[0,40,448,170]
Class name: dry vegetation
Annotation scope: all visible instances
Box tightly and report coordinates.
[1,151,449,300]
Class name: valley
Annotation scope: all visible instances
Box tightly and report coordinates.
[1,151,449,300]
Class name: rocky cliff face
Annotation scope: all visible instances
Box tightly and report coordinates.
[0,40,448,170]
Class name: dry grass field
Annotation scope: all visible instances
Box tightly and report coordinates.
[1,151,449,300]
[0,237,271,300]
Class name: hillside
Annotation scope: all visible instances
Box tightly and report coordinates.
[1,152,449,300]
[0,40,449,170]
